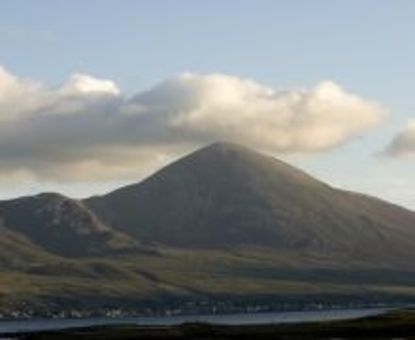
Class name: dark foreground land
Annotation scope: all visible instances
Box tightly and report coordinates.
[6,309,415,339]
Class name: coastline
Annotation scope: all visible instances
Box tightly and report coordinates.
[1,308,414,339]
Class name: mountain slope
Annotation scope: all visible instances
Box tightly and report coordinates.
[85,142,415,268]
[0,193,139,257]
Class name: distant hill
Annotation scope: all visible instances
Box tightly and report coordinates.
[0,142,414,314]
[0,193,140,257]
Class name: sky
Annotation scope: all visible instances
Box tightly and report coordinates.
[0,0,415,208]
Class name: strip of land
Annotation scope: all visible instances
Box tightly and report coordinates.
[5,308,415,339]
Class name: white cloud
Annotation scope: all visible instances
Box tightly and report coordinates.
[0,66,386,182]
[164,75,385,152]
[60,73,120,96]
[383,120,415,157]
[0,66,46,120]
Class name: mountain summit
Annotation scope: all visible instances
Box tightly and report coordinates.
[86,142,415,266]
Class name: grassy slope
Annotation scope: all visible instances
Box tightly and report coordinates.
[1,247,415,310]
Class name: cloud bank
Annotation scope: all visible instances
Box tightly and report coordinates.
[383,120,415,157]
[0,66,386,181]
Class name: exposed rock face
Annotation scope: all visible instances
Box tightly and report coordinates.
[0,193,137,256]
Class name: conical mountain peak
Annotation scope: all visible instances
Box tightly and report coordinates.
[84,142,415,261]
[174,141,327,190]
[198,141,253,154]
[85,143,342,248]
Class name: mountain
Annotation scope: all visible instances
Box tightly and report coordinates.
[86,142,415,267]
[0,142,415,314]
[0,193,140,257]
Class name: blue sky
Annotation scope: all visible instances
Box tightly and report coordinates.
[0,1,414,208]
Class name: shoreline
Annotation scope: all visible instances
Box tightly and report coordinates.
[1,308,414,339]
[0,299,402,321]
[0,306,394,337]
[0,304,391,322]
